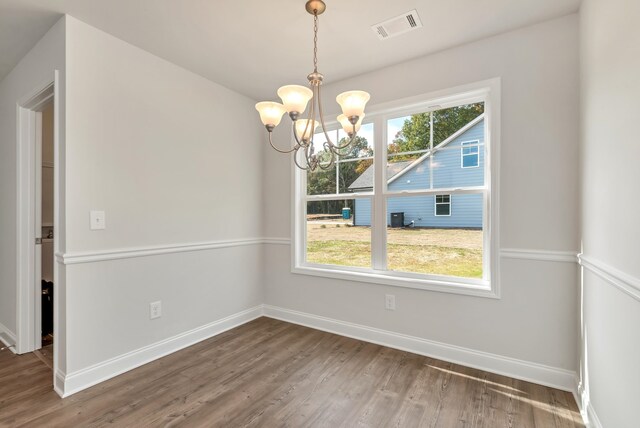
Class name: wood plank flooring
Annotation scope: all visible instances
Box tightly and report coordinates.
[0,317,584,427]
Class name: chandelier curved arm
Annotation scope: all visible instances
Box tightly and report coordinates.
[304,141,315,169]
[268,131,298,154]
[316,143,336,170]
[293,145,312,170]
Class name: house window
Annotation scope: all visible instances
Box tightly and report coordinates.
[293,79,499,298]
[435,195,451,216]
[461,140,480,168]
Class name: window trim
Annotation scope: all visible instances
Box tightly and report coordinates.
[291,78,501,299]
[434,194,452,216]
[461,140,480,168]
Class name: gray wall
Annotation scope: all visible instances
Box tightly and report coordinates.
[579,0,640,426]
[62,16,265,375]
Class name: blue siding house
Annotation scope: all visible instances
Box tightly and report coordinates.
[349,115,485,228]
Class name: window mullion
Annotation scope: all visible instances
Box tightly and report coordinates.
[429,111,434,190]
[372,115,386,271]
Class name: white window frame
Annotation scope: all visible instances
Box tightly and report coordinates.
[291,78,501,299]
[434,194,451,216]
[461,140,480,168]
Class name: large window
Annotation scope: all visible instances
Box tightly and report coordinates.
[294,80,499,297]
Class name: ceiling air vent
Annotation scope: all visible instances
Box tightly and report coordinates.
[372,10,423,40]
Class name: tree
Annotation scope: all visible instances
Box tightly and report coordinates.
[390,103,484,159]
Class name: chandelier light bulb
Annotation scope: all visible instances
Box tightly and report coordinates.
[337,114,364,135]
[295,119,320,141]
[336,90,370,118]
[277,85,314,115]
[255,102,287,128]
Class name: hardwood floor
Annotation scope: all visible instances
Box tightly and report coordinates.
[0,318,583,427]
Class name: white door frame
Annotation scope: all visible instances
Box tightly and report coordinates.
[16,76,56,355]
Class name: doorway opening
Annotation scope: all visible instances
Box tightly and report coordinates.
[33,100,55,369]
[16,77,59,382]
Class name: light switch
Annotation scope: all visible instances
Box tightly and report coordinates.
[90,210,106,230]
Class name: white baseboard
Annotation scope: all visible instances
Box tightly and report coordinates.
[585,401,603,428]
[0,322,17,353]
[263,305,577,392]
[54,369,66,397]
[574,379,603,428]
[58,305,264,397]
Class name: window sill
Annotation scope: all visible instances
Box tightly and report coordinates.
[292,264,499,299]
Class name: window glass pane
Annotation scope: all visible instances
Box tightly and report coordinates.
[386,113,431,195]
[435,202,450,216]
[339,122,374,194]
[462,153,479,168]
[306,200,371,268]
[386,195,483,278]
[387,114,430,164]
[433,102,484,145]
[462,143,478,155]
[387,104,486,193]
[340,158,373,193]
[338,123,374,160]
[307,162,337,195]
[310,130,337,155]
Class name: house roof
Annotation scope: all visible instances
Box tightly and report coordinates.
[348,114,484,191]
[348,161,413,191]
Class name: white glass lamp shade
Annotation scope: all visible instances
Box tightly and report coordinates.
[295,119,319,141]
[277,85,313,114]
[255,102,287,127]
[337,113,364,134]
[336,90,370,118]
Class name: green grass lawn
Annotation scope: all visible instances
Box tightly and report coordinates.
[306,226,483,278]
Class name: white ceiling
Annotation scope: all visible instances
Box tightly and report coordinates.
[0,0,581,101]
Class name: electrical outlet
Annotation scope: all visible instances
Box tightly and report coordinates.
[385,294,396,310]
[149,301,162,319]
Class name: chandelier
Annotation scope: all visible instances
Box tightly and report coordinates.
[255,0,370,172]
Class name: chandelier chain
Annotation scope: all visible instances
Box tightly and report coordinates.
[313,12,318,73]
